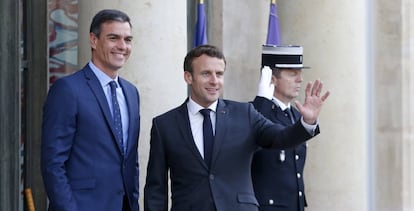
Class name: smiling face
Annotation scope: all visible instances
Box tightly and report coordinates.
[184,54,225,108]
[90,21,133,78]
[272,68,303,104]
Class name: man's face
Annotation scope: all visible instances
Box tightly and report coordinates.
[90,21,133,78]
[272,69,303,103]
[184,54,225,108]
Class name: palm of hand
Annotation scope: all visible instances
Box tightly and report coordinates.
[295,80,330,125]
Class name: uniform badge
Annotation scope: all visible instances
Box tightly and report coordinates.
[279,150,285,162]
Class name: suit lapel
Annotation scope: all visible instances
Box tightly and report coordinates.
[270,104,291,126]
[211,99,229,169]
[176,101,209,170]
[291,107,301,122]
[119,78,138,157]
[83,67,124,155]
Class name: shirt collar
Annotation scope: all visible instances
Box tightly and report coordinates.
[187,97,218,115]
[88,61,119,86]
[272,97,291,111]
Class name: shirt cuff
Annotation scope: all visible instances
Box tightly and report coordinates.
[301,117,318,136]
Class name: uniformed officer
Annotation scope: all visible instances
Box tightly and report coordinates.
[251,45,319,211]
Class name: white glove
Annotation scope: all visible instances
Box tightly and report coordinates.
[257,66,275,100]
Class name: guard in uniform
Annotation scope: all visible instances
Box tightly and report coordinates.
[251,45,319,211]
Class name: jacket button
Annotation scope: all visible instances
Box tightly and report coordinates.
[295,155,299,160]
[269,199,274,205]
[299,191,303,197]
[209,174,215,180]
[297,173,301,178]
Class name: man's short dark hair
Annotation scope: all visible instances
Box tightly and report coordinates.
[271,68,282,78]
[271,67,302,78]
[184,45,226,74]
[90,9,131,38]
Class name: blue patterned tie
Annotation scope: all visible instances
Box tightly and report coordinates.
[109,81,125,154]
[200,109,214,168]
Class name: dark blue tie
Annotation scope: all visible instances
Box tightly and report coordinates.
[284,107,296,125]
[109,81,125,154]
[200,109,214,168]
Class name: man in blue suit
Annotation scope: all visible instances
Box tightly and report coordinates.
[144,45,329,211]
[41,9,140,211]
[252,45,311,211]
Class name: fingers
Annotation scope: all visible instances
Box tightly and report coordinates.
[321,91,330,102]
[260,66,272,84]
[305,81,312,97]
[257,66,275,99]
[307,79,330,99]
[310,79,322,97]
[294,100,302,111]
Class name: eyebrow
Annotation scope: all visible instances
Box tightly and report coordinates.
[106,33,133,38]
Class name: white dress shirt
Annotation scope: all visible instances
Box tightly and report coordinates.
[187,97,217,159]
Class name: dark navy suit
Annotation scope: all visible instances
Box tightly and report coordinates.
[41,65,140,211]
[144,98,316,211]
[252,96,317,211]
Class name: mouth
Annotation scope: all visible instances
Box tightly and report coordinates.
[206,88,218,94]
[112,52,127,60]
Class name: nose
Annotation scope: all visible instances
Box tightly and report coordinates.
[209,73,219,83]
[297,74,303,82]
[117,39,127,49]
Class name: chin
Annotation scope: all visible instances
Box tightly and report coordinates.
[206,97,218,104]
[111,63,124,70]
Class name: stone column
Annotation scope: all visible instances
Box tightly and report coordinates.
[374,0,414,210]
[77,1,188,208]
[209,0,268,101]
[401,2,414,210]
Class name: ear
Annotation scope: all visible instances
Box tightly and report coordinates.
[90,32,97,50]
[271,75,277,87]
[184,71,192,85]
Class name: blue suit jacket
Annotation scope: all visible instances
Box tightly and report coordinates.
[251,96,319,211]
[41,65,140,211]
[144,99,315,211]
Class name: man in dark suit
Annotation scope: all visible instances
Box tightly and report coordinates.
[41,9,140,211]
[252,45,311,211]
[144,45,329,211]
